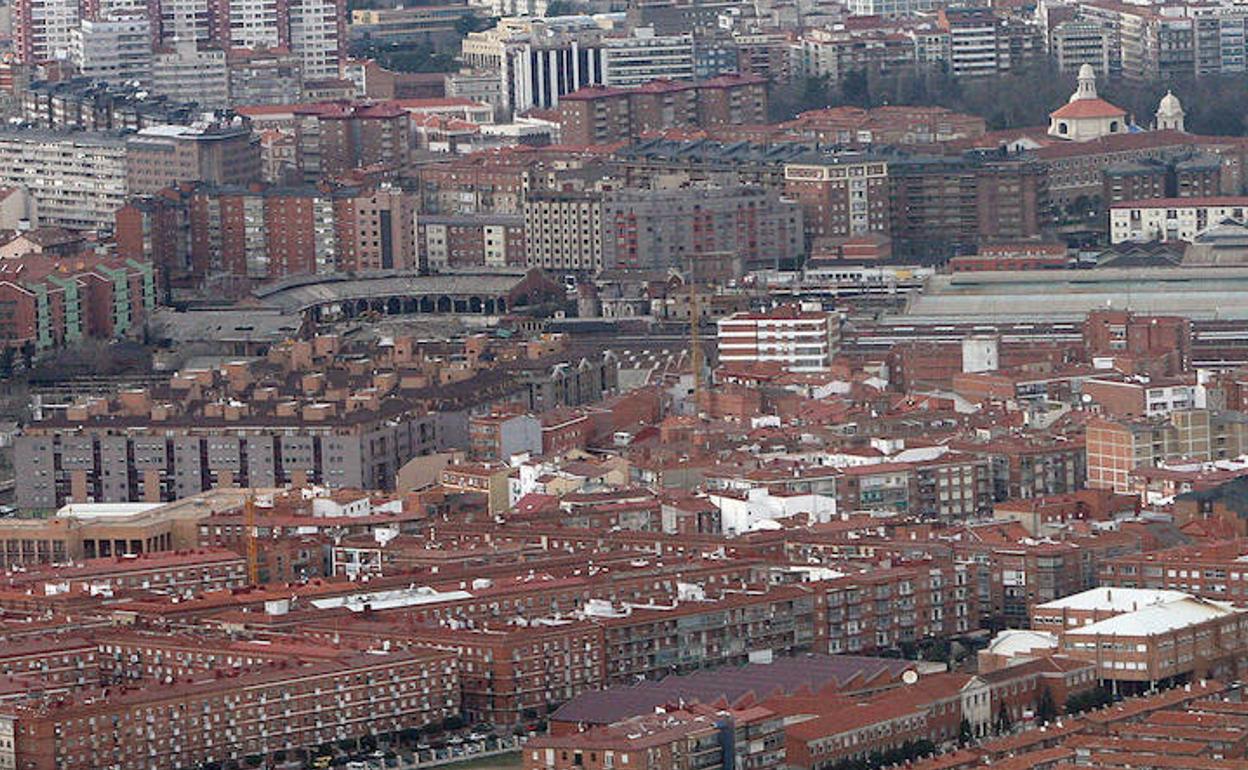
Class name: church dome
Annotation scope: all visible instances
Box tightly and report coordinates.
[1157,90,1184,116]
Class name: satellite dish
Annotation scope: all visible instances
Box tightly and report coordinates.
[902,670,919,685]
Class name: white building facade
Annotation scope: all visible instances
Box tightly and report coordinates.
[717,307,841,372]
[1110,197,1248,243]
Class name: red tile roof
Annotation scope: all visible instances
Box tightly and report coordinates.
[1049,98,1126,120]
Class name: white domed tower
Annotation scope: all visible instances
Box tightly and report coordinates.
[1048,64,1127,141]
[1074,64,1098,100]
[1156,90,1185,132]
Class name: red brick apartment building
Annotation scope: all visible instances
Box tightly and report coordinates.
[6,548,247,593]
[784,659,1098,770]
[557,75,767,145]
[0,255,156,351]
[785,105,986,147]
[1100,540,1248,601]
[0,649,458,770]
[188,182,415,283]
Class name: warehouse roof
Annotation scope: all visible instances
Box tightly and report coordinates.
[1066,596,1241,637]
[253,269,541,313]
[1036,587,1189,613]
[898,267,1248,322]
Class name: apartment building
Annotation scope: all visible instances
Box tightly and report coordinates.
[936,7,1040,78]
[1051,20,1111,75]
[1082,376,1202,418]
[16,406,451,508]
[115,194,191,289]
[0,649,458,770]
[0,255,156,352]
[226,48,304,106]
[717,307,841,373]
[287,0,349,80]
[125,121,261,195]
[1101,540,1248,602]
[814,562,975,654]
[597,586,817,682]
[1109,197,1248,243]
[0,129,127,230]
[0,636,100,689]
[468,411,541,460]
[1086,410,1248,493]
[600,32,695,87]
[1082,310,1192,374]
[1102,153,1221,208]
[21,79,198,131]
[524,185,802,274]
[152,41,230,110]
[11,0,79,63]
[291,101,411,180]
[791,25,936,84]
[69,16,153,83]
[784,156,891,244]
[415,215,526,270]
[888,154,1050,256]
[10,548,247,593]
[404,622,604,725]
[522,189,604,274]
[557,75,766,145]
[187,181,417,282]
[1080,1,1218,81]
[606,186,802,273]
[526,706,784,770]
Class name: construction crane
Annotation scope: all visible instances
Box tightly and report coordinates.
[244,491,259,586]
[689,281,704,405]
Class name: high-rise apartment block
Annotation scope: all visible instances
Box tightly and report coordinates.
[0,128,128,230]
[187,182,416,282]
[12,0,80,64]
[68,15,153,82]
[13,0,346,97]
[524,185,802,273]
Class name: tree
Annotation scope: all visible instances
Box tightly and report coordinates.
[842,68,870,107]
[995,703,1013,735]
[545,0,574,16]
[1065,685,1113,715]
[1037,686,1058,724]
[455,13,487,35]
[957,717,973,747]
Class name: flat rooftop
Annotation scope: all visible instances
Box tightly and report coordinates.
[55,502,166,520]
[1067,596,1241,637]
[897,267,1248,322]
[1036,587,1189,613]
